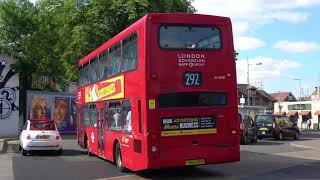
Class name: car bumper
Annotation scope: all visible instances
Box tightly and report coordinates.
[22,140,62,151]
[257,131,273,138]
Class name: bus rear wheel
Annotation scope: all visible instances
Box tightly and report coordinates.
[87,139,93,156]
[115,142,125,172]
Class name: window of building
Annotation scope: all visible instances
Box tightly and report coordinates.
[109,102,121,131]
[109,43,121,76]
[122,33,138,72]
[99,50,109,79]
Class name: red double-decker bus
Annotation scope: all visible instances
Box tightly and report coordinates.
[77,13,239,171]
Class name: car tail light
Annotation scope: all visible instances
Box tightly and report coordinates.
[27,134,31,140]
[240,123,244,130]
[56,135,60,140]
[272,122,275,128]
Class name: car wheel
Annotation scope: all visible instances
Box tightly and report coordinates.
[115,142,125,172]
[294,131,300,140]
[87,139,93,156]
[252,134,258,143]
[277,132,283,140]
[22,148,28,156]
[56,149,62,155]
[258,136,262,140]
[241,134,248,145]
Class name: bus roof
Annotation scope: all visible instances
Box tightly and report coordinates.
[78,13,231,67]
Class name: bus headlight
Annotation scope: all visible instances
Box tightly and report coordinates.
[151,146,157,152]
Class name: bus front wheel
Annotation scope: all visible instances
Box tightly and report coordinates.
[115,142,125,172]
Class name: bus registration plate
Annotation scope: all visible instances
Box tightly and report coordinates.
[185,159,205,166]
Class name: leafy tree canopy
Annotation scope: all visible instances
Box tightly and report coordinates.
[0,0,196,90]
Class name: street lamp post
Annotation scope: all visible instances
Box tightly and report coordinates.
[293,78,302,109]
[293,78,302,128]
[246,57,262,111]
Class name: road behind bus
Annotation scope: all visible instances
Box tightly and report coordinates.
[3,132,320,180]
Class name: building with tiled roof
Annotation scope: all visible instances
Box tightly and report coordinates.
[237,84,276,117]
[270,92,297,102]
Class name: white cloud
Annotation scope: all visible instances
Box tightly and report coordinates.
[236,56,301,84]
[232,22,250,35]
[274,41,320,53]
[235,36,266,51]
[270,11,309,23]
[192,0,320,35]
[267,0,320,10]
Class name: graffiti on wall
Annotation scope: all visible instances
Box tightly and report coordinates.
[0,59,19,119]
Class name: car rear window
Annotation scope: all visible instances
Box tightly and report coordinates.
[30,121,56,131]
[256,115,273,124]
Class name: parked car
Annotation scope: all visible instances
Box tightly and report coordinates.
[256,115,300,140]
[239,113,258,144]
[19,120,62,156]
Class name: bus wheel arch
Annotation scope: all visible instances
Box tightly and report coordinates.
[85,133,93,156]
[113,140,125,172]
[84,133,88,149]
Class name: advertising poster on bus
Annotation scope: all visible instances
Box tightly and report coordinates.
[29,95,51,120]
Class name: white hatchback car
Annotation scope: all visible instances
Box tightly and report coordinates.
[19,120,62,156]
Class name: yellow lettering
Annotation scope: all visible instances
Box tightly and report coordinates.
[98,84,116,97]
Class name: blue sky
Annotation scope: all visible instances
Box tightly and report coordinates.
[193,0,320,98]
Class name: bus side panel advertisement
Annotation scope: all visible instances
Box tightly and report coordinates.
[161,116,217,136]
[85,75,124,103]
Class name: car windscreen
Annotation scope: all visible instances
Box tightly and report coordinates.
[30,121,56,131]
[159,25,221,50]
[256,116,273,124]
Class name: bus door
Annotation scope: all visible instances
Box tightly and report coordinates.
[77,104,84,147]
[121,99,144,170]
[97,103,105,156]
[131,99,144,169]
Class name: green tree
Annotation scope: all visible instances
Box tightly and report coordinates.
[0,0,195,117]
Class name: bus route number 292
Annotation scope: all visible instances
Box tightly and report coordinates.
[183,72,201,86]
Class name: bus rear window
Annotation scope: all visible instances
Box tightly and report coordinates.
[30,121,56,131]
[159,25,221,50]
[159,92,227,108]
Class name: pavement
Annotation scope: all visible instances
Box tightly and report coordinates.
[0,138,14,180]
[0,139,4,153]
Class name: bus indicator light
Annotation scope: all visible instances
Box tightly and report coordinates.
[151,73,157,79]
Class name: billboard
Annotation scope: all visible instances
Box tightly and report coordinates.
[27,91,76,133]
